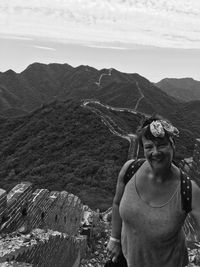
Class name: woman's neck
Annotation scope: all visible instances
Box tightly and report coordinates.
[148,164,174,184]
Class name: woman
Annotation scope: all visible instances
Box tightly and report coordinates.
[107,116,200,267]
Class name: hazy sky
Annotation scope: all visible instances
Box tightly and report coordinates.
[0,0,200,82]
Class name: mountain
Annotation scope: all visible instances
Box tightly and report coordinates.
[155,78,200,102]
[0,63,179,117]
[0,63,200,210]
[0,63,199,160]
[0,63,73,115]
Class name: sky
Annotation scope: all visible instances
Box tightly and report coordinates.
[0,0,200,82]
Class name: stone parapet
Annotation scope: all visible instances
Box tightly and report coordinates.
[0,182,87,267]
[0,229,87,267]
[190,139,200,185]
[0,183,83,236]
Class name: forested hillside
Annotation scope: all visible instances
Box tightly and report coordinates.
[0,63,185,116]
[0,100,129,210]
[156,77,200,102]
[0,99,198,210]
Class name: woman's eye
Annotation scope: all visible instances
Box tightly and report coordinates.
[158,144,167,148]
[145,146,152,149]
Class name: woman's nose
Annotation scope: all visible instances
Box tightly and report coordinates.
[152,146,160,155]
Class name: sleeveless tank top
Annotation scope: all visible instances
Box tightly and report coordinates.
[119,173,188,267]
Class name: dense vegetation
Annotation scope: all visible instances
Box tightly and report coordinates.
[0,99,198,210]
[0,100,130,210]
[156,78,200,102]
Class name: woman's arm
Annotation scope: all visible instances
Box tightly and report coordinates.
[190,181,200,237]
[107,159,135,261]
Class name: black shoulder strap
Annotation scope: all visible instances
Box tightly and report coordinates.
[180,171,192,214]
[124,162,192,213]
[124,158,146,185]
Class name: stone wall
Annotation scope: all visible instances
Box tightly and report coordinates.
[190,138,200,185]
[0,229,86,267]
[0,182,87,266]
[0,182,83,235]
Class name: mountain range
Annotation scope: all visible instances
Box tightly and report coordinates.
[0,63,199,210]
[0,63,199,115]
[156,78,200,102]
[0,63,181,116]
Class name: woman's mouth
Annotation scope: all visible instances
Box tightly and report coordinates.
[151,157,163,162]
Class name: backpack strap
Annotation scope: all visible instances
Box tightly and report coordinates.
[124,161,192,213]
[180,170,192,214]
[124,158,146,185]
[124,162,192,214]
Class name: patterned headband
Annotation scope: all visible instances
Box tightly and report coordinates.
[148,120,179,138]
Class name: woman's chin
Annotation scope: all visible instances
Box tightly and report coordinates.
[150,160,168,171]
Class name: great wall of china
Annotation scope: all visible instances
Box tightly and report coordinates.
[0,138,199,266]
[0,182,88,266]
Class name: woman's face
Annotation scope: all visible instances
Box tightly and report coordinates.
[142,136,174,172]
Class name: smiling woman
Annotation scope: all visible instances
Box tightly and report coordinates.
[136,117,178,175]
[107,115,200,267]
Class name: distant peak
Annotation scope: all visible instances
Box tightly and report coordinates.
[22,62,47,73]
[76,65,97,72]
[48,63,73,68]
[22,62,74,74]
[158,77,196,83]
[4,69,16,75]
[182,77,195,81]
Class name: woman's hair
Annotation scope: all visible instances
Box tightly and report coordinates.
[136,115,177,148]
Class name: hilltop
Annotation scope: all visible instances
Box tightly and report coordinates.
[156,77,200,102]
[0,62,183,116]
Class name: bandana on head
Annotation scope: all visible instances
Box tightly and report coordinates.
[149,120,179,138]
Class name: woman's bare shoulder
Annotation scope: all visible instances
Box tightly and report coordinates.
[191,180,200,199]
[113,159,138,204]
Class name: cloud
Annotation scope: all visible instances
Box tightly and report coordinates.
[32,45,56,51]
[85,44,128,50]
[0,34,33,41]
[0,0,200,49]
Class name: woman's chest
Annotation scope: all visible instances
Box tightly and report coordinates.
[119,182,185,241]
[136,170,180,207]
